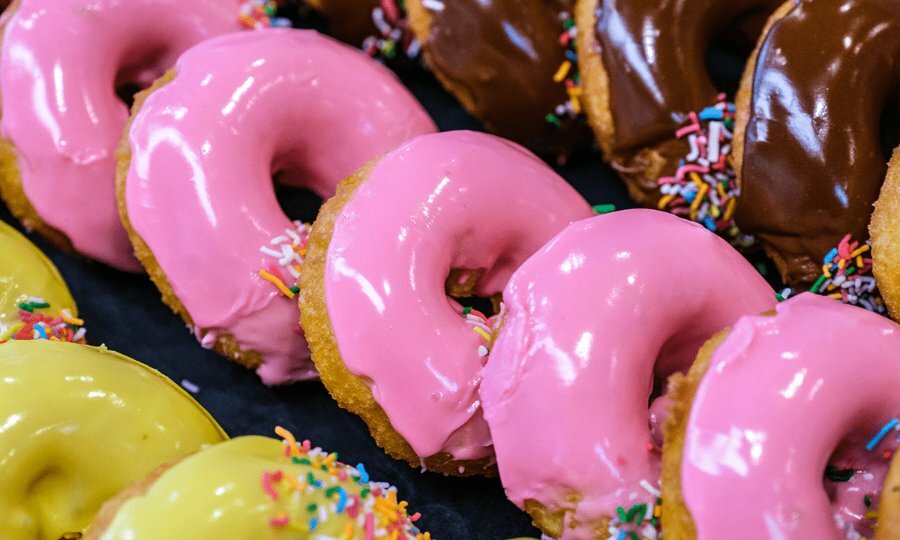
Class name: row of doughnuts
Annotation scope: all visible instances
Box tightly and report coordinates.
[0,1,899,539]
[297,131,900,539]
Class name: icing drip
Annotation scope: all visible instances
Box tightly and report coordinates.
[658,95,751,248]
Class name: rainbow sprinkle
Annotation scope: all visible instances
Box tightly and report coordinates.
[258,221,310,300]
[362,0,420,61]
[546,12,582,127]
[265,426,429,539]
[238,0,291,29]
[0,297,86,344]
[807,235,885,315]
[459,303,505,359]
[657,95,752,248]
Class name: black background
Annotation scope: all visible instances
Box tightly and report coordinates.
[0,17,758,538]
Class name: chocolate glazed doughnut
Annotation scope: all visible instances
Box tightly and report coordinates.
[405,0,593,157]
[576,0,779,235]
[734,0,900,300]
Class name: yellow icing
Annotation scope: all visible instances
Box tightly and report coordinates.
[97,436,428,539]
[0,220,76,337]
[0,340,227,539]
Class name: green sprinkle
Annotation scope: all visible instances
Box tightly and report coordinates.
[616,506,628,522]
[756,263,768,276]
[292,456,302,464]
[299,458,311,465]
[629,533,639,540]
[360,488,370,499]
[462,307,472,316]
[307,472,316,485]
[592,204,616,214]
[545,113,561,126]
[563,18,575,29]
[775,292,785,302]
[810,274,827,294]
[326,486,340,497]
[289,286,300,293]
[307,503,317,512]
[865,494,872,507]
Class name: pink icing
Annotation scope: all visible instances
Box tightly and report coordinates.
[123,29,435,385]
[0,0,242,270]
[479,210,776,538]
[324,131,592,461]
[681,293,900,539]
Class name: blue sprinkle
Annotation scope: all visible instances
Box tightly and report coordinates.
[684,190,696,203]
[823,248,838,264]
[356,463,369,484]
[35,325,47,339]
[703,217,716,231]
[698,107,723,121]
[565,50,577,61]
[309,517,318,531]
[616,531,626,540]
[866,418,899,451]
[336,487,348,512]
[271,17,291,27]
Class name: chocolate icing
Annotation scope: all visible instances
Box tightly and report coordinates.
[736,0,900,287]
[592,0,780,203]
[415,0,592,157]
[309,0,380,47]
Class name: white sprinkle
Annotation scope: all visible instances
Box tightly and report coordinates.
[181,379,200,394]
[640,479,661,498]
[422,0,445,11]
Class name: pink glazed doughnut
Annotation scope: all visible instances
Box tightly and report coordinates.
[299,130,593,475]
[663,293,900,539]
[118,29,435,385]
[0,0,243,271]
[479,209,777,538]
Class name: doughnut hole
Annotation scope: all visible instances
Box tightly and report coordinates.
[823,433,900,538]
[115,46,175,110]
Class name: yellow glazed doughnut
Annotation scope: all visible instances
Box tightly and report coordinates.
[0,219,83,343]
[85,432,429,539]
[876,451,900,540]
[0,340,227,539]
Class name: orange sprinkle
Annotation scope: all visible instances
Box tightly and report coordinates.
[259,269,295,299]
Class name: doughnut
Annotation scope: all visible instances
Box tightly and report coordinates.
[117,29,435,385]
[0,339,226,538]
[0,0,243,271]
[576,0,779,239]
[872,148,900,319]
[877,452,900,540]
[734,0,899,309]
[299,131,593,475]
[1,219,84,343]
[479,209,776,539]
[86,431,429,538]
[401,0,592,158]
[662,293,900,538]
